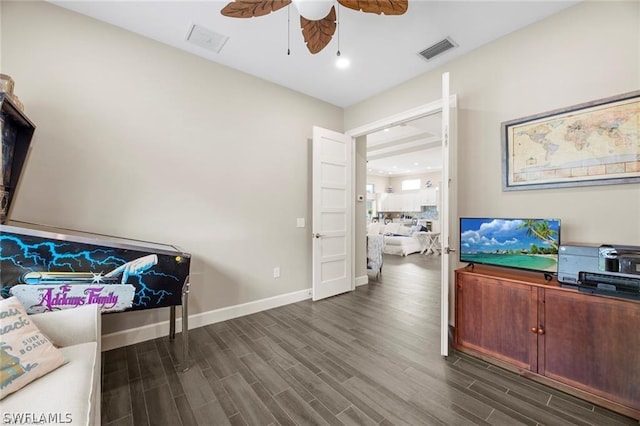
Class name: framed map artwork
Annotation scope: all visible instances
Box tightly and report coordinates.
[502,90,640,190]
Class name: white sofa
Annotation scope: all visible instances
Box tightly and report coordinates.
[2,304,102,426]
[368,222,423,256]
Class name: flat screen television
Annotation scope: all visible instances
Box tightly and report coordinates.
[459,217,561,274]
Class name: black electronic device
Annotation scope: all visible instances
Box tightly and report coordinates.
[558,243,640,300]
[577,272,640,300]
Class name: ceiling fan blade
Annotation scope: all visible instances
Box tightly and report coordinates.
[300,6,336,54]
[337,0,408,15]
[221,0,292,18]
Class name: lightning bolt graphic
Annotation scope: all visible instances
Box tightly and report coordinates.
[1,232,179,307]
[130,275,173,308]
[0,235,126,272]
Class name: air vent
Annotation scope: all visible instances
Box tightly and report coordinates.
[418,37,457,61]
[186,24,229,54]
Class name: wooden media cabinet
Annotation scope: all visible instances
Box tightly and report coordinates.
[455,265,640,420]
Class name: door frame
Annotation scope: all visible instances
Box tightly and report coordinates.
[345,94,457,354]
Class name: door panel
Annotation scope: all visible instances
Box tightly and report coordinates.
[312,126,352,301]
[542,289,640,411]
[321,163,346,183]
[455,271,538,371]
[321,187,346,208]
[441,72,456,356]
[320,212,345,231]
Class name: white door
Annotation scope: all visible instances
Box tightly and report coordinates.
[440,72,457,356]
[312,126,353,301]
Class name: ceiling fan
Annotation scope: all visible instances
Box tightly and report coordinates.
[221,0,409,54]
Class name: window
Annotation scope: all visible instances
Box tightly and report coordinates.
[366,183,375,194]
[401,179,420,191]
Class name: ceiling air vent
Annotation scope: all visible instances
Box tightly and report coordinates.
[418,37,458,62]
[186,24,229,54]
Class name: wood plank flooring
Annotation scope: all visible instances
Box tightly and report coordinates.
[102,254,638,425]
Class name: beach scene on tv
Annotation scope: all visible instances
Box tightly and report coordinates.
[460,218,560,272]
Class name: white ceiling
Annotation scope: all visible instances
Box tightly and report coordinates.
[367,113,442,177]
[49,0,579,109]
[47,0,578,176]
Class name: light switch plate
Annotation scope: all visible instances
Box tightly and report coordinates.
[297,218,305,228]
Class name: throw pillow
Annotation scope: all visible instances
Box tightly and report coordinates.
[0,297,66,400]
[408,225,422,236]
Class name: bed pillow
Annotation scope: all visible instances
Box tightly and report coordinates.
[0,297,66,400]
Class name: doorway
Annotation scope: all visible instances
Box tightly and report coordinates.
[364,113,443,233]
[343,87,457,356]
[312,77,456,355]
[362,114,444,335]
[347,103,447,288]
[360,112,444,292]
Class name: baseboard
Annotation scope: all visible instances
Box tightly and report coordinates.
[355,275,369,287]
[102,287,312,351]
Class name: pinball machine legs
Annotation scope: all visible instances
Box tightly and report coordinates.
[170,276,190,371]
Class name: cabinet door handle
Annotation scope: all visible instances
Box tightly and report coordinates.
[531,327,538,334]
[537,327,545,335]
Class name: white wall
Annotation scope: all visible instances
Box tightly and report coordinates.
[366,175,389,195]
[389,172,442,193]
[347,1,640,248]
[1,1,343,334]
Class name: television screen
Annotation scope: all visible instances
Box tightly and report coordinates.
[459,218,561,273]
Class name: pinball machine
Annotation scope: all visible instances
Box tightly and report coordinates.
[0,93,192,369]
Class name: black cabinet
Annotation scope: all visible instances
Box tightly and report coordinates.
[1,93,36,222]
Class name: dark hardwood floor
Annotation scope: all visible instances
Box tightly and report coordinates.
[101,254,637,425]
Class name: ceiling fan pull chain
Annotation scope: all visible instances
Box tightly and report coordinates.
[287,4,291,55]
[336,3,341,57]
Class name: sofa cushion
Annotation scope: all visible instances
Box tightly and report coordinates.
[1,341,98,425]
[396,225,412,236]
[384,235,412,246]
[367,222,383,235]
[383,223,400,234]
[0,297,66,400]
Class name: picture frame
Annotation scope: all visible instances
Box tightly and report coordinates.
[501,90,640,191]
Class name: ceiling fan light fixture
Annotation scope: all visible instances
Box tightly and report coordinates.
[292,0,334,21]
[336,56,350,69]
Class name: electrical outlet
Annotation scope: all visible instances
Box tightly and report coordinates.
[273,267,280,278]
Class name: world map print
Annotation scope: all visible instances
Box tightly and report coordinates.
[506,96,639,187]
